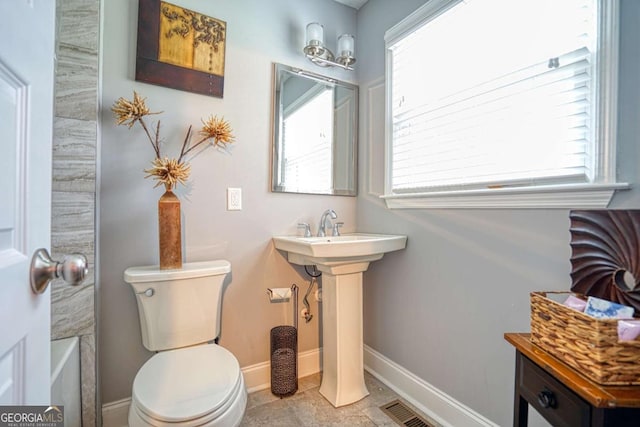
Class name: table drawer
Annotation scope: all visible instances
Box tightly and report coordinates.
[517,353,590,427]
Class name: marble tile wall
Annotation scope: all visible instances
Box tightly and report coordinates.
[51,0,100,426]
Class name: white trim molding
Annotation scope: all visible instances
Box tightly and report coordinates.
[366,78,386,198]
[364,345,499,427]
[242,348,322,393]
[381,182,630,209]
[101,398,130,427]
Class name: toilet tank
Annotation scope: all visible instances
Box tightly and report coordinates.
[124,260,231,351]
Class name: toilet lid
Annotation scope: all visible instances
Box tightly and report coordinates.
[132,344,241,422]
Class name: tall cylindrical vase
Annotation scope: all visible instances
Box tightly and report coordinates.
[158,185,182,269]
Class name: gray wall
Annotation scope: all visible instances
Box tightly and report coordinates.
[99,0,357,403]
[52,0,99,425]
[357,1,640,426]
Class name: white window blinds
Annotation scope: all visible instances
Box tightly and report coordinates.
[387,0,599,194]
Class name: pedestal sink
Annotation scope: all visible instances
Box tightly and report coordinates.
[272,233,407,407]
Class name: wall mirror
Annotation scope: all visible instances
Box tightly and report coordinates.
[271,63,358,196]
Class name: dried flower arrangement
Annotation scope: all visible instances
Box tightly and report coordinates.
[111,91,234,190]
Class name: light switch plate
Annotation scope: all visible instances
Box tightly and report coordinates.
[227,188,242,210]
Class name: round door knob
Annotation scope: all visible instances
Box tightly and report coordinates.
[537,389,557,409]
[30,248,88,294]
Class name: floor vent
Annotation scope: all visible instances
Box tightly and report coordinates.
[380,399,434,427]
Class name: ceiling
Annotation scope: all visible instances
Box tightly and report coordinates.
[333,0,368,9]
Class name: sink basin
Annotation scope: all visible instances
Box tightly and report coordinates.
[272,233,407,261]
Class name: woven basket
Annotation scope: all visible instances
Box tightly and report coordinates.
[530,291,640,385]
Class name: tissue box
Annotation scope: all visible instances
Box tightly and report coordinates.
[530,291,640,385]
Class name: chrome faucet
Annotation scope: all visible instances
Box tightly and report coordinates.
[317,209,338,237]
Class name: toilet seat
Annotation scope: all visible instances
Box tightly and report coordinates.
[129,344,246,426]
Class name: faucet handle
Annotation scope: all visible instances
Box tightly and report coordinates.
[297,223,312,237]
[332,222,344,236]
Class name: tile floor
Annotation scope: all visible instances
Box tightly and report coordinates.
[240,372,440,427]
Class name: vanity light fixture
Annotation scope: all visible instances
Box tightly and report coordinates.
[303,22,356,71]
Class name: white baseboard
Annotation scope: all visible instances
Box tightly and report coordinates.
[242,348,322,393]
[364,345,498,427]
[101,348,322,427]
[101,398,129,427]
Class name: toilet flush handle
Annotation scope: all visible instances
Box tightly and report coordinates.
[136,288,155,297]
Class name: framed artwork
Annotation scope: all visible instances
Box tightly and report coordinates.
[136,0,226,98]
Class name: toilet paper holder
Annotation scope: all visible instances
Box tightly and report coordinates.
[267,286,293,302]
[267,284,298,328]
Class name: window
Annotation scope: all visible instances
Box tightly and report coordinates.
[383,0,627,208]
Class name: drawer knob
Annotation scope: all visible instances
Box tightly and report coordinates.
[537,389,557,409]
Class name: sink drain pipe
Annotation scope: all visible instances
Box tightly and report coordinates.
[302,265,321,323]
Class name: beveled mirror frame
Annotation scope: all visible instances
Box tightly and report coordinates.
[271,63,358,196]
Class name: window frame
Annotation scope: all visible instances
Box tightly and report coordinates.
[382,0,628,209]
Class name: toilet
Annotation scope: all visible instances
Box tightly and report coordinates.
[124,260,247,427]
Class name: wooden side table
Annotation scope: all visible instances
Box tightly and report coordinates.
[504,333,640,427]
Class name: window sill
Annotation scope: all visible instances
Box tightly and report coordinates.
[381,183,631,209]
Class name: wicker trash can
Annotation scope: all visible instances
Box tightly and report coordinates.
[270,325,298,397]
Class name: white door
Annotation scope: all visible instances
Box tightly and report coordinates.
[0,0,56,404]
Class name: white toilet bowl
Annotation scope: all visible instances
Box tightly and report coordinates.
[128,344,246,427]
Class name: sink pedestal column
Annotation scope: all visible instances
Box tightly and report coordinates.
[317,261,371,407]
[274,234,408,407]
